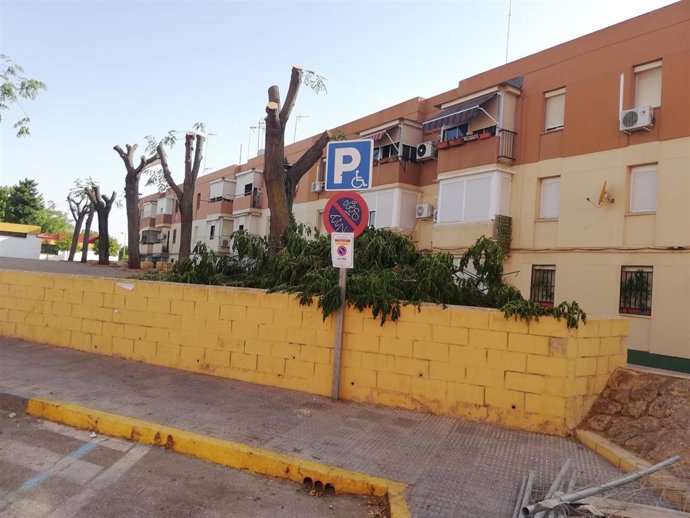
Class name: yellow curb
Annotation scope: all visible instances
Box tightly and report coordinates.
[25,397,410,518]
[576,430,689,510]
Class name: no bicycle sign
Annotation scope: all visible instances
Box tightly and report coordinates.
[322,192,369,237]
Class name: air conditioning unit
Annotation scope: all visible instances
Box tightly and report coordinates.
[310,181,324,193]
[416,141,436,161]
[221,238,230,247]
[620,107,653,132]
[416,203,434,219]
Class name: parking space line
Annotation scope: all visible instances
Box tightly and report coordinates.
[0,441,98,512]
[49,444,150,518]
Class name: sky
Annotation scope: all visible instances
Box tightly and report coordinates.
[0,0,679,244]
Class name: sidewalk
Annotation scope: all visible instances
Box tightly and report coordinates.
[0,337,622,517]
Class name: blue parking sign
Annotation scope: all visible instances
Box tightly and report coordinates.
[324,140,373,191]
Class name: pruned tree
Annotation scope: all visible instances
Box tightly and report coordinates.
[0,55,46,137]
[85,184,116,265]
[66,179,93,261]
[80,207,95,263]
[155,131,205,261]
[264,66,331,248]
[113,144,159,269]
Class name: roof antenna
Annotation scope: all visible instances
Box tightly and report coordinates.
[505,0,513,64]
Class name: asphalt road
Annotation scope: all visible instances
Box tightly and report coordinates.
[0,410,384,518]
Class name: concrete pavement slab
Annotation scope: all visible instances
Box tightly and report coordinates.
[0,336,624,517]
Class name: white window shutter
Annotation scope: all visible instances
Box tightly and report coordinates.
[544,90,565,131]
[439,181,465,223]
[540,178,560,219]
[630,165,657,212]
[634,64,662,108]
[464,177,491,221]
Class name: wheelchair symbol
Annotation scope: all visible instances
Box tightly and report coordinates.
[350,170,367,189]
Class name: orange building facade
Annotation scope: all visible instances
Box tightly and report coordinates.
[139,1,690,372]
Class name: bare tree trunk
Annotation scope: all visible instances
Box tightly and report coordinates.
[263,66,331,250]
[85,186,116,265]
[67,194,90,262]
[114,144,159,269]
[124,182,140,268]
[158,133,204,261]
[68,214,85,261]
[264,97,289,245]
[80,208,94,263]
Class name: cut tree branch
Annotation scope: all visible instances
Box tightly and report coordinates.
[266,101,280,128]
[190,133,204,183]
[279,65,303,125]
[288,130,331,185]
[184,133,193,181]
[157,143,183,199]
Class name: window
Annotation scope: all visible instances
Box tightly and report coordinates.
[238,224,244,231]
[140,230,161,244]
[368,210,376,228]
[530,266,556,308]
[196,193,201,210]
[209,225,215,240]
[244,183,253,196]
[401,144,417,162]
[539,177,560,219]
[0,230,27,238]
[437,172,510,224]
[634,60,662,108]
[620,267,653,316]
[443,123,468,142]
[630,164,657,213]
[373,143,399,161]
[544,88,565,131]
[172,229,176,244]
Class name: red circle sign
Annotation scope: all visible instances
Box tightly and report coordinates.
[322,192,369,237]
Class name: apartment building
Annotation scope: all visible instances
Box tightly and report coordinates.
[138,0,690,372]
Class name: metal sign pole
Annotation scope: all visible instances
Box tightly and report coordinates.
[331,267,347,400]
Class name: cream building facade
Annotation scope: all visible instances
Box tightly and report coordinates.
[139,1,690,372]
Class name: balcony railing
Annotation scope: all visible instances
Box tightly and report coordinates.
[233,191,262,212]
[498,129,517,161]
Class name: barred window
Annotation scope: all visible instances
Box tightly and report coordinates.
[620,266,653,316]
[530,265,556,308]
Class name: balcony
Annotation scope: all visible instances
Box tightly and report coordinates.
[155,213,173,227]
[498,129,517,162]
[139,216,156,229]
[232,192,262,214]
[436,127,517,174]
[372,158,421,187]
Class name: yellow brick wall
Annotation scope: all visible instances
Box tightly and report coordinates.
[0,270,628,435]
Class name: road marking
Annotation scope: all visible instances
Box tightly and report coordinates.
[0,441,98,512]
[49,444,150,518]
[0,438,102,485]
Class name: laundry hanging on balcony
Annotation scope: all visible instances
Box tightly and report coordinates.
[422,92,497,133]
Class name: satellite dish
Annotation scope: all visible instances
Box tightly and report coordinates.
[598,180,608,206]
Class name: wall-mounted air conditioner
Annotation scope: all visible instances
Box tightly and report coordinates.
[310,181,324,193]
[221,238,230,247]
[416,203,434,219]
[416,142,436,161]
[620,107,653,132]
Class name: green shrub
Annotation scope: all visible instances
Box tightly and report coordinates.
[137,226,586,328]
